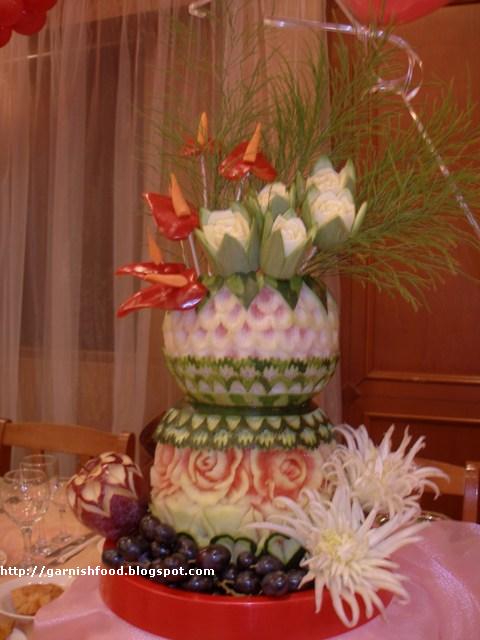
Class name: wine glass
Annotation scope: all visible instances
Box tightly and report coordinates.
[51,476,73,543]
[1,469,50,568]
[20,454,59,553]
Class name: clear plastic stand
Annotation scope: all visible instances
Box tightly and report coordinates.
[188,0,480,238]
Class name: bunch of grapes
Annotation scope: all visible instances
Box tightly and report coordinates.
[102,514,313,597]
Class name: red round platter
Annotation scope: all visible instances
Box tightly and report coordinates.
[100,543,392,640]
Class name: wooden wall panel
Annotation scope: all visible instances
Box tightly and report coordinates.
[338,2,480,477]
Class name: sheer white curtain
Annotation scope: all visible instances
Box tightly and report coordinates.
[0,0,339,443]
[0,0,185,436]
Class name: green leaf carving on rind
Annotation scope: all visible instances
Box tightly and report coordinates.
[206,415,221,431]
[226,416,241,431]
[192,432,209,447]
[263,277,301,309]
[225,272,259,309]
[258,431,276,448]
[301,429,317,446]
[213,430,230,448]
[153,403,333,451]
[165,353,339,408]
[303,276,328,313]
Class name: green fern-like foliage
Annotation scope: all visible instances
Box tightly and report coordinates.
[145,2,480,307]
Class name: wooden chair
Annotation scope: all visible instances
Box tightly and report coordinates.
[0,418,135,473]
[416,457,480,523]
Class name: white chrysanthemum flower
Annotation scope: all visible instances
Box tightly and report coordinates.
[250,486,427,628]
[325,425,446,516]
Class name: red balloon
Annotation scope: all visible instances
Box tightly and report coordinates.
[13,8,45,34]
[341,0,449,25]
[0,24,12,46]
[0,0,23,27]
[24,0,57,11]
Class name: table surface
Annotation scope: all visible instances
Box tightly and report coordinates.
[0,506,100,637]
[1,512,480,640]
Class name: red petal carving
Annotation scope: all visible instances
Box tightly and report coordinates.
[219,141,277,182]
[144,193,199,241]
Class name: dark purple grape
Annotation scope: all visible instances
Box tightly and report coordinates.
[234,570,260,595]
[183,574,215,593]
[132,535,149,553]
[154,522,177,546]
[261,571,289,597]
[176,534,198,561]
[255,554,284,576]
[222,564,238,583]
[197,544,231,573]
[162,553,189,583]
[139,514,160,541]
[236,550,256,570]
[102,548,124,568]
[117,536,145,561]
[151,540,172,559]
[137,551,152,568]
[286,568,308,592]
[150,558,166,583]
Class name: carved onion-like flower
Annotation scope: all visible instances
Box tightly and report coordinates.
[325,425,446,516]
[195,204,259,276]
[257,182,289,213]
[250,486,427,628]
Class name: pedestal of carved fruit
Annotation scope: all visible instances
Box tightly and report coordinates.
[151,282,339,547]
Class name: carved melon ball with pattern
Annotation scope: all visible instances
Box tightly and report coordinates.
[162,284,339,408]
[163,284,338,360]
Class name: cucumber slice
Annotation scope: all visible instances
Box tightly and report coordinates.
[210,535,235,555]
[264,534,305,569]
[176,531,196,542]
[209,535,257,563]
[232,537,257,563]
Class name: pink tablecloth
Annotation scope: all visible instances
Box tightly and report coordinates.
[31,521,480,640]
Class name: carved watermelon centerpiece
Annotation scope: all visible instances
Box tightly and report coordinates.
[163,283,339,408]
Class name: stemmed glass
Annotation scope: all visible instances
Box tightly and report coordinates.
[51,476,72,543]
[20,454,59,553]
[1,469,50,568]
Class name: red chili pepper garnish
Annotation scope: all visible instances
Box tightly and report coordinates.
[219,140,277,183]
[144,193,199,241]
[180,111,218,157]
[116,262,197,282]
[181,136,218,158]
[116,261,206,316]
[116,281,207,317]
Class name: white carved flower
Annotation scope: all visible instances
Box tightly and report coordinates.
[306,168,343,193]
[309,189,356,232]
[257,182,288,213]
[325,425,446,516]
[203,209,251,251]
[250,486,427,628]
[271,214,307,256]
